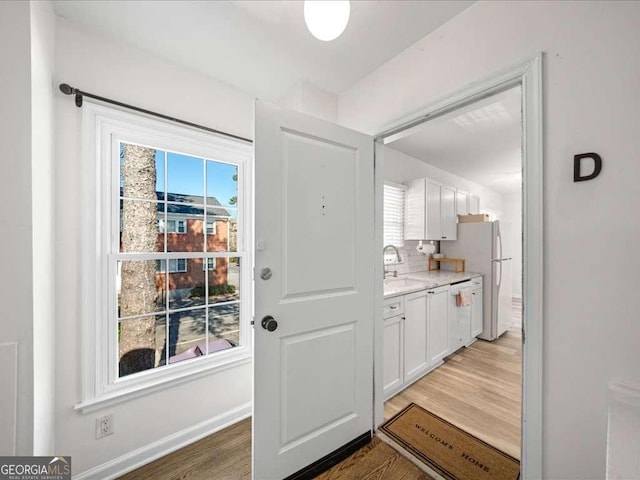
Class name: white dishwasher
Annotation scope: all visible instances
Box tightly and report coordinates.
[449,280,473,352]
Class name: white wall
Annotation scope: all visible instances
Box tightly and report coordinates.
[279,79,338,122]
[30,0,56,456]
[339,2,640,478]
[502,192,522,298]
[54,19,254,476]
[383,146,504,213]
[0,0,34,457]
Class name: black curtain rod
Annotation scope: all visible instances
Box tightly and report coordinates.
[58,83,253,144]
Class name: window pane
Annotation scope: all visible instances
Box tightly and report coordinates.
[118,260,165,317]
[207,257,240,305]
[208,303,240,349]
[167,308,206,365]
[165,214,204,252]
[120,143,161,201]
[167,152,204,199]
[118,314,166,377]
[120,200,163,253]
[206,160,237,208]
[168,258,205,310]
[206,208,236,252]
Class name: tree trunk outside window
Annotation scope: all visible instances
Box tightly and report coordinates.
[119,144,158,376]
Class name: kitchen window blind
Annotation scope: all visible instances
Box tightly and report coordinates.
[383,183,405,247]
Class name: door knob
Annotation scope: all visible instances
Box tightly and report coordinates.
[261,315,278,332]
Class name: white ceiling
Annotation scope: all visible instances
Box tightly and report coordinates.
[389,86,523,194]
[52,0,475,102]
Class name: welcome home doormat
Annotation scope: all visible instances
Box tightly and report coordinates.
[380,404,520,480]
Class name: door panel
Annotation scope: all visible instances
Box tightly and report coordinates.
[383,316,403,397]
[426,181,441,240]
[254,101,374,480]
[282,131,356,298]
[441,186,457,240]
[403,291,428,382]
[456,190,469,216]
[281,324,356,447]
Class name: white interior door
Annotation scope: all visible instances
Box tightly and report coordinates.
[253,101,375,480]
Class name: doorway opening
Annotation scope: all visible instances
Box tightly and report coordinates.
[374,56,542,480]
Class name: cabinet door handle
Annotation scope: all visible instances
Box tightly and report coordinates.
[441,236,447,239]
[389,305,398,310]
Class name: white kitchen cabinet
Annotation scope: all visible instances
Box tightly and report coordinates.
[403,290,429,384]
[405,178,457,241]
[383,314,404,398]
[426,180,441,240]
[456,190,481,216]
[456,190,469,216]
[441,186,457,241]
[383,296,405,399]
[471,277,484,338]
[469,195,480,214]
[427,285,450,365]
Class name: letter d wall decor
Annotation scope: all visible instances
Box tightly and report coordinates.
[574,152,603,182]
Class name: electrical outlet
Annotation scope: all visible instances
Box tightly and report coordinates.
[96,414,114,439]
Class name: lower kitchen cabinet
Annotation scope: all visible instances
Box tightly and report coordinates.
[403,290,429,384]
[382,314,404,396]
[383,286,450,400]
[427,285,450,365]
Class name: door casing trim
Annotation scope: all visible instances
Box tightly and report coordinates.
[372,53,544,480]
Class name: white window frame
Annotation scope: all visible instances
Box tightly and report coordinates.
[77,102,253,413]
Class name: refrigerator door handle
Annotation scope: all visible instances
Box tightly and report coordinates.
[496,221,503,261]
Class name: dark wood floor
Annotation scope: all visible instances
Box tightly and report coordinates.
[120,299,522,479]
[119,419,430,480]
[120,418,252,480]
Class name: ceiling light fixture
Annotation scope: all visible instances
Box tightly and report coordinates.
[304,1,350,42]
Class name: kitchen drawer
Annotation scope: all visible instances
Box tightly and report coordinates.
[383,297,405,319]
[471,276,483,288]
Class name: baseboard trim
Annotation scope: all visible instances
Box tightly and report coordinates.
[73,402,252,480]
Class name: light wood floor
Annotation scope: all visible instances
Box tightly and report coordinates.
[120,299,522,479]
[384,298,523,459]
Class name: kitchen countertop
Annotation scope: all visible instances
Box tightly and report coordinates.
[383,270,483,299]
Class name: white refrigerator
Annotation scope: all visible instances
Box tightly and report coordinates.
[441,221,513,340]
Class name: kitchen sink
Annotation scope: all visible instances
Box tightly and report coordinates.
[383,277,438,297]
[383,278,425,288]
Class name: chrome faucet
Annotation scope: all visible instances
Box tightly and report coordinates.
[383,244,402,279]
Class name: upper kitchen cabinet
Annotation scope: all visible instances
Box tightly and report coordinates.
[456,190,481,216]
[405,178,457,241]
[456,190,469,216]
[469,195,480,214]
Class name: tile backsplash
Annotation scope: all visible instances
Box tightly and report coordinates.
[384,240,439,276]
